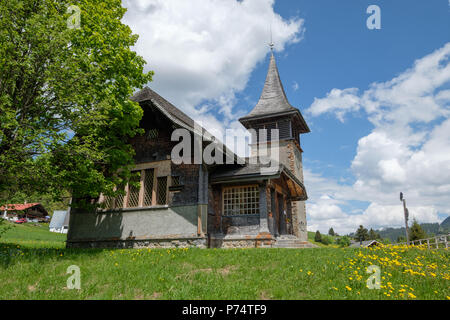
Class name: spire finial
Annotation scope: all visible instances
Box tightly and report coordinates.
[269,24,274,51]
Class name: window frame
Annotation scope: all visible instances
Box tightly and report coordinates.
[99,163,172,211]
[222,184,260,216]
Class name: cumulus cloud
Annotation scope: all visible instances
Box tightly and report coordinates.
[306,43,450,234]
[308,201,440,235]
[122,0,304,139]
[308,88,361,122]
[308,43,450,125]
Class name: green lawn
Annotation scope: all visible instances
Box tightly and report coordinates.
[0,222,448,300]
[0,221,66,248]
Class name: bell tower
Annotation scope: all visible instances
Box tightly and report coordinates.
[239,52,310,240]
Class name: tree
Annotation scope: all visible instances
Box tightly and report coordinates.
[368,228,380,240]
[0,0,153,206]
[314,230,322,243]
[328,227,335,236]
[409,219,428,241]
[337,236,351,248]
[355,225,369,242]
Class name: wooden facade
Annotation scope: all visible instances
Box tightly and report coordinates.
[67,52,311,248]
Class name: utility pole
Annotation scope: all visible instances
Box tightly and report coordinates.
[400,192,410,245]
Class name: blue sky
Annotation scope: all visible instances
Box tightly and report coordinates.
[123,0,450,234]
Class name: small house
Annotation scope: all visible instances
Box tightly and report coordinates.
[1,203,48,222]
[350,240,380,248]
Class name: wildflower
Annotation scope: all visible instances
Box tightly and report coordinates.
[345,286,352,291]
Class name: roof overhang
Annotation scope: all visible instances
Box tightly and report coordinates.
[210,163,307,201]
[239,109,310,134]
[131,87,244,165]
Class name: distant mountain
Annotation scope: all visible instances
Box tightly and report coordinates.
[363,217,450,242]
[441,216,450,232]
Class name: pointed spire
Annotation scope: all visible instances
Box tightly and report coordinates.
[241,53,296,119]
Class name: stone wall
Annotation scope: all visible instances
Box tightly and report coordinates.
[221,215,260,235]
[67,205,200,243]
[67,237,207,249]
[282,141,307,240]
[209,233,274,248]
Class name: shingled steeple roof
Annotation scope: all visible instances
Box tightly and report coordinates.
[239,53,310,133]
[244,53,295,118]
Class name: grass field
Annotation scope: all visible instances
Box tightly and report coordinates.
[0,221,448,300]
[0,221,66,248]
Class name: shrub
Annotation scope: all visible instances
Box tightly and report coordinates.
[314,230,322,243]
[337,236,351,247]
[321,235,333,245]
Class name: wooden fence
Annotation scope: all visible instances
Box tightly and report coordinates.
[395,234,449,249]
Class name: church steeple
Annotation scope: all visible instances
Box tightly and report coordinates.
[239,51,310,241]
[239,53,310,135]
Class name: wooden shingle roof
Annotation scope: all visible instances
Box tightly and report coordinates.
[131,86,241,163]
[244,53,295,118]
[131,87,197,133]
[239,53,310,133]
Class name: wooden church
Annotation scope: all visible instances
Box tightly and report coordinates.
[67,52,314,248]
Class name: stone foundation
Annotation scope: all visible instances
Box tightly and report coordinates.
[67,237,207,249]
[209,232,274,248]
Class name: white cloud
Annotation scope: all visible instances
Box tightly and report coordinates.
[122,0,304,138]
[306,43,450,234]
[308,88,361,122]
[307,196,440,235]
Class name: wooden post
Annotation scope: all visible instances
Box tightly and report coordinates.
[435,237,439,249]
[402,199,410,245]
[426,239,430,249]
[197,205,203,236]
[445,236,448,249]
[123,184,129,208]
[138,170,145,207]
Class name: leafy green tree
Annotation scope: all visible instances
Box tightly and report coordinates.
[328,227,335,236]
[3,189,70,215]
[314,230,322,243]
[0,0,153,206]
[409,219,428,241]
[337,236,351,247]
[355,225,369,242]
